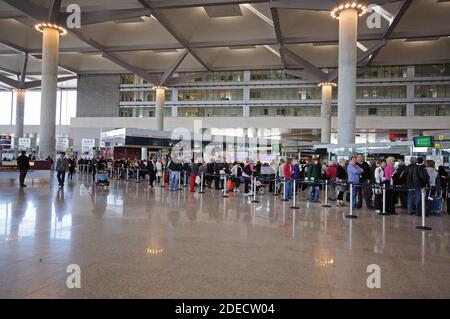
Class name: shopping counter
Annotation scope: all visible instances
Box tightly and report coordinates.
[0,160,52,182]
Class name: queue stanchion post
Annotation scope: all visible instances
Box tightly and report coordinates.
[281,179,289,202]
[222,174,229,198]
[345,183,357,219]
[322,180,331,208]
[126,167,129,182]
[136,169,140,183]
[251,176,259,203]
[290,179,299,209]
[273,177,279,196]
[183,171,188,188]
[199,172,205,194]
[379,183,389,216]
[178,172,182,190]
[416,188,432,230]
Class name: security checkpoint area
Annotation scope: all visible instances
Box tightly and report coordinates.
[0,0,449,309]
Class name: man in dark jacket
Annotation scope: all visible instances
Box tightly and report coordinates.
[213,156,225,190]
[356,154,374,209]
[17,151,30,187]
[392,158,407,208]
[147,155,157,187]
[404,157,429,215]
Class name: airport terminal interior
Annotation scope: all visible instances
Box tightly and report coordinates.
[0,0,449,299]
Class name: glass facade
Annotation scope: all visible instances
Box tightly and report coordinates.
[177,107,242,117]
[249,105,320,117]
[120,90,172,102]
[250,70,299,81]
[119,107,172,117]
[250,87,321,100]
[356,86,406,99]
[178,89,243,101]
[180,71,244,83]
[415,64,450,77]
[415,104,450,116]
[415,85,450,98]
[120,74,162,85]
[0,89,77,125]
[331,105,406,116]
[358,66,407,78]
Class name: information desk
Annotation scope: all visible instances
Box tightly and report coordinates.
[0,160,52,181]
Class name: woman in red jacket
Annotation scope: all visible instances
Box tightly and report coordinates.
[284,158,293,200]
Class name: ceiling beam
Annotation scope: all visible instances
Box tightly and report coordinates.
[269,7,286,68]
[19,53,29,87]
[280,46,327,82]
[148,0,265,9]
[1,0,47,21]
[48,0,62,23]
[159,49,189,85]
[24,75,78,90]
[269,0,335,11]
[137,0,212,71]
[0,73,19,88]
[367,0,413,66]
[58,9,148,26]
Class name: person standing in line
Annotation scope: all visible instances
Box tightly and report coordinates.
[283,158,293,200]
[17,150,30,188]
[374,159,386,213]
[147,155,157,187]
[392,158,407,209]
[336,159,347,207]
[277,159,286,195]
[242,159,254,196]
[189,158,199,192]
[325,161,337,201]
[384,156,397,214]
[404,157,429,215]
[347,156,364,209]
[56,152,69,188]
[156,158,163,183]
[306,158,321,203]
[356,154,374,210]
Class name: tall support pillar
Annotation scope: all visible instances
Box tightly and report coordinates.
[38,27,61,159]
[14,89,26,147]
[319,82,335,144]
[332,3,367,145]
[154,86,166,131]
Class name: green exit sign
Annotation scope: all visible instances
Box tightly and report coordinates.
[413,136,433,147]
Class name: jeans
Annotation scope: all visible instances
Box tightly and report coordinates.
[407,190,422,215]
[57,170,66,186]
[284,180,293,200]
[357,181,373,208]
[307,185,320,202]
[169,171,180,190]
[19,169,28,186]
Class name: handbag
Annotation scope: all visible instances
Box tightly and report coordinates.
[195,175,201,184]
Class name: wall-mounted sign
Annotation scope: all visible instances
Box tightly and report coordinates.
[56,138,70,152]
[18,138,31,151]
[82,139,96,155]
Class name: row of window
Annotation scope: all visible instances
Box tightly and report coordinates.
[120,90,172,102]
[119,85,450,102]
[119,64,450,86]
[117,104,449,118]
[415,85,450,98]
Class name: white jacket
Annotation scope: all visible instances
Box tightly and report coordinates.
[374,166,385,184]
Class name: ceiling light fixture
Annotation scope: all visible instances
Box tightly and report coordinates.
[34,22,67,36]
[318,82,337,87]
[330,1,368,19]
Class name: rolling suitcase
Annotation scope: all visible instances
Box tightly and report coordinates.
[426,191,444,215]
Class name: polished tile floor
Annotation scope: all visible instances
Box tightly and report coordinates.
[0,173,449,299]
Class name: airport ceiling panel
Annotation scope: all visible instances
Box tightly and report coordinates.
[106,50,203,73]
[0,19,42,50]
[393,0,450,36]
[77,18,180,48]
[0,54,42,74]
[58,53,126,74]
[284,43,338,69]
[373,37,450,65]
[159,4,276,45]
[176,52,209,72]
[194,46,282,70]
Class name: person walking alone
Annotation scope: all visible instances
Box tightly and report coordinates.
[56,152,69,188]
[17,151,30,188]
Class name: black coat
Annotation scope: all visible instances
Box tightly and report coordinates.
[405,163,429,188]
[17,154,30,170]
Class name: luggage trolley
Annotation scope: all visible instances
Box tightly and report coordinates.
[96,169,110,190]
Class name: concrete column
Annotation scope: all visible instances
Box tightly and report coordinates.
[39,27,60,159]
[320,84,333,144]
[337,8,358,145]
[141,147,148,160]
[155,87,166,131]
[14,89,26,142]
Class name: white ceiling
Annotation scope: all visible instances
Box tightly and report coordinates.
[0,0,448,85]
